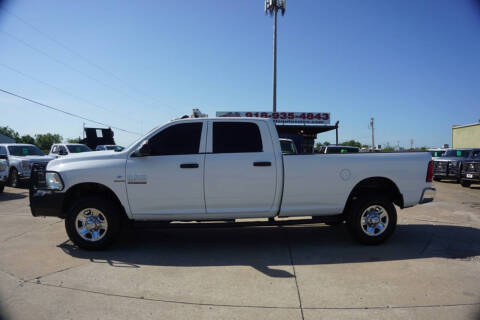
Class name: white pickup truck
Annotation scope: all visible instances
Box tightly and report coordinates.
[30,118,435,250]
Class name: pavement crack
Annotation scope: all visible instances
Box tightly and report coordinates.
[24,281,480,312]
[419,224,436,256]
[1,230,32,243]
[24,263,89,282]
[282,226,305,320]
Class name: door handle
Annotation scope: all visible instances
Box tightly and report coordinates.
[180,163,199,169]
[253,161,271,167]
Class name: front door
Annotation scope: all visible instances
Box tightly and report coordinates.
[126,121,206,216]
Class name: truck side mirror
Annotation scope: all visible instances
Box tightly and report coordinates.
[134,141,151,157]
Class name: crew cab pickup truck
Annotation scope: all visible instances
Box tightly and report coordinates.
[0,143,53,187]
[30,118,435,250]
[433,148,479,182]
[460,150,480,188]
[49,144,92,158]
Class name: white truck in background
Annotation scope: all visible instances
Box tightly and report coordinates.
[30,118,435,250]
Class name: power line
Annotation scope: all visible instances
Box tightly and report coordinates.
[0,8,178,113]
[0,30,158,111]
[0,88,141,136]
[0,63,142,122]
[2,9,162,107]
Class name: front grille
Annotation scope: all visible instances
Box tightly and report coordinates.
[30,163,47,189]
[464,162,480,173]
[434,161,447,174]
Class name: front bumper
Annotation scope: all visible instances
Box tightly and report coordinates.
[419,187,436,204]
[29,163,65,218]
[30,189,65,217]
[462,172,480,183]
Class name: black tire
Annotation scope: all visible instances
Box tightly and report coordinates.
[347,195,397,245]
[0,183,4,193]
[461,180,471,188]
[8,168,19,188]
[65,197,121,250]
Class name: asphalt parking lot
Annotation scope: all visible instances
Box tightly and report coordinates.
[0,182,479,320]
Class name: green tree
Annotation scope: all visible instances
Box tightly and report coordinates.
[0,126,20,141]
[340,140,362,148]
[381,143,395,152]
[323,141,331,146]
[18,135,36,144]
[67,137,82,143]
[34,133,62,152]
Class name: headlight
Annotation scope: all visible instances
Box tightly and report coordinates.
[45,172,64,191]
[0,163,6,171]
[21,161,31,170]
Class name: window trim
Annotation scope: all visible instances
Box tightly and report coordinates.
[207,120,264,154]
[129,121,207,157]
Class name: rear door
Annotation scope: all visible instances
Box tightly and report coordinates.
[126,121,207,216]
[204,120,278,216]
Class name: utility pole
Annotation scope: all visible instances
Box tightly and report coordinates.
[265,0,286,112]
[369,117,375,151]
[410,139,414,150]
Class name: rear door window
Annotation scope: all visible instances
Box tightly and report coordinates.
[213,122,263,153]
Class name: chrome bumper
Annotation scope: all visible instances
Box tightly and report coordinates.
[419,187,436,204]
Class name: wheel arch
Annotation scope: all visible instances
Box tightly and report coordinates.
[62,182,130,221]
[343,177,404,215]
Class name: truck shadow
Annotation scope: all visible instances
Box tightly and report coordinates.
[0,190,28,201]
[58,224,480,278]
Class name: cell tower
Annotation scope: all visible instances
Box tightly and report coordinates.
[265,0,286,112]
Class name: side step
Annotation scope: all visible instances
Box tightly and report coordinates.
[132,215,345,229]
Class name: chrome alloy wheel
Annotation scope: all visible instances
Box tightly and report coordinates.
[75,208,108,242]
[360,205,389,237]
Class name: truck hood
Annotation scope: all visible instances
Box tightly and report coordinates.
[11,155,54,163]
[47,150,126,170]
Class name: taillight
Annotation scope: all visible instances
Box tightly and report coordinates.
[426,160,433,182]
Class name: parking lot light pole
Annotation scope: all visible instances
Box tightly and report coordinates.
[265,0,286,113]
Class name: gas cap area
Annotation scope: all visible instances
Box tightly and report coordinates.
[340,169,351,181]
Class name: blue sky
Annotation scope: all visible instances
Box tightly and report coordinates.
[0,0,479,148]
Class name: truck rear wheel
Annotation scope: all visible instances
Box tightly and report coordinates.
[347,195,397,245]
[65,197,121,250]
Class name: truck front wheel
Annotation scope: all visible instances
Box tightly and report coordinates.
[347,196,397,245]
[65,197,121,250]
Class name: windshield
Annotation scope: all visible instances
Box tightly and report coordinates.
[67,145,91,153]
[444,149,471,157]
[280,140,297,154]
[326,146,359,154]
[429,150,446,157]
[7,145,45,156]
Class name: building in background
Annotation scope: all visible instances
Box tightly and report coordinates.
[216,111,339,153]
[0,133,15,143]
[452,122,480,148]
